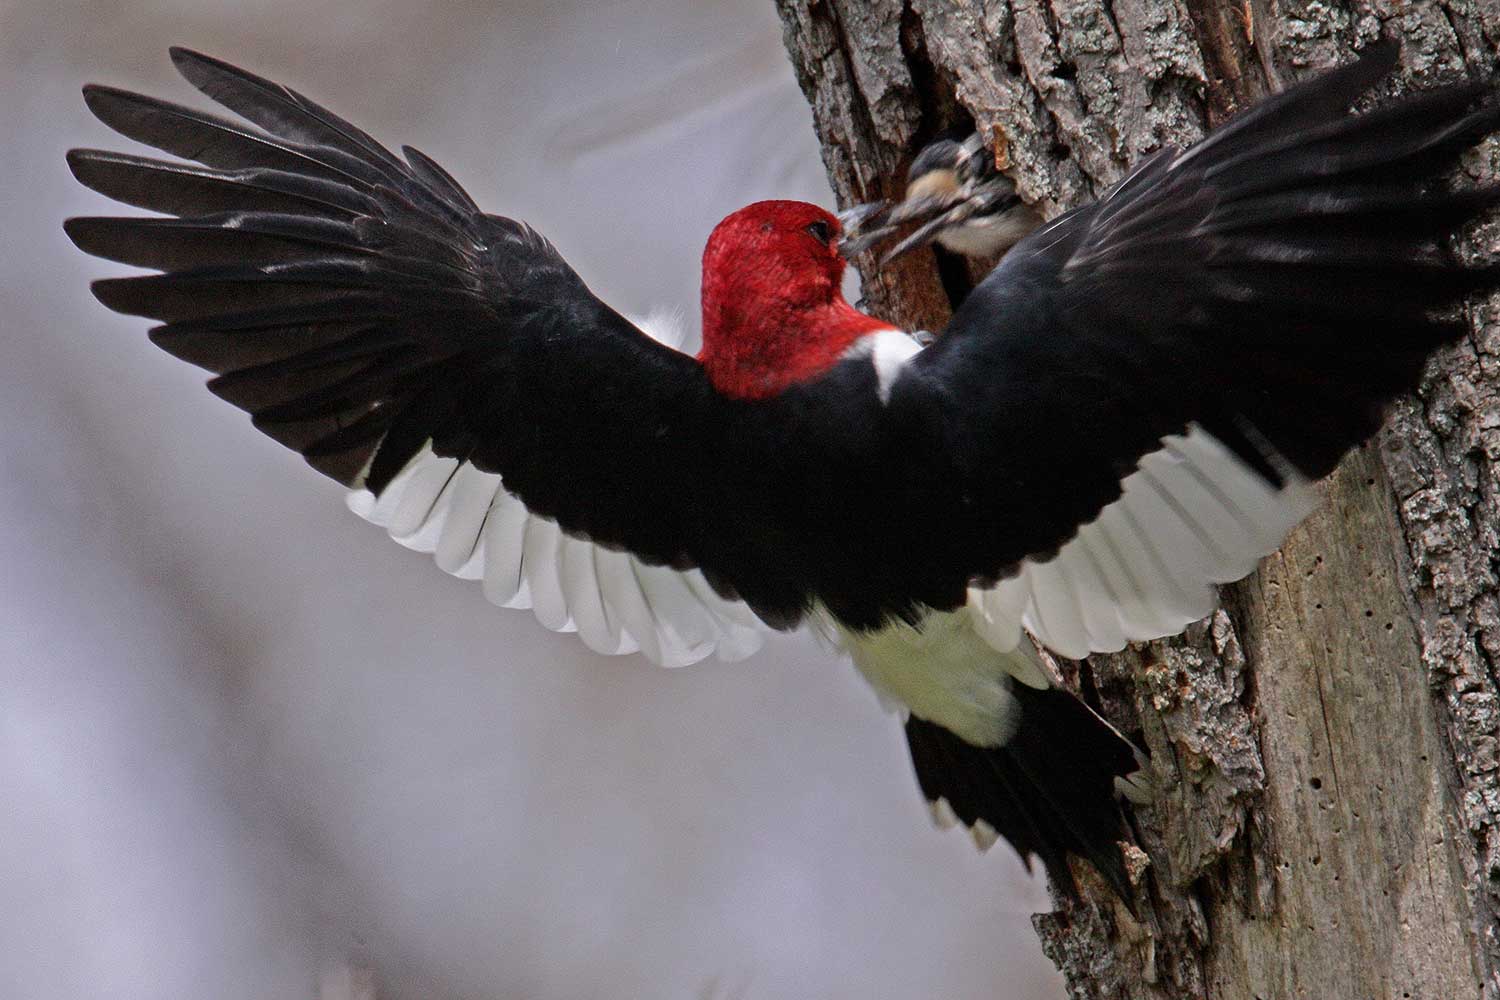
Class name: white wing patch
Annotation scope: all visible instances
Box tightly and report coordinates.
[969,425,1317,661]
[830,605,1050,747]
[345,311,769,667]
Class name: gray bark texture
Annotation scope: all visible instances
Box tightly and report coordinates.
[773,2,1500,997]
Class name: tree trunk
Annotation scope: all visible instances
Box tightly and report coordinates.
[773,2,1500,997]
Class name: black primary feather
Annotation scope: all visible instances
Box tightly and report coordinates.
[167,47,412,180]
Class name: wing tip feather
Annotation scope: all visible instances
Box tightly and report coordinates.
[65,147,138,189]
[61,216,93,254]
[168,44,267,97]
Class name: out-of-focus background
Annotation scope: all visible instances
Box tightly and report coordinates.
[0,2,1062,997]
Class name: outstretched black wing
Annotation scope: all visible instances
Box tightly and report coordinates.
[67,50,703,503]
[68,44,1499,656]
[904,40,1500,657]
[65,49,797,662]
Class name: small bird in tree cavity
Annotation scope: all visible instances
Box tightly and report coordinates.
[839,132,1041,262]
[65,40,1500,908]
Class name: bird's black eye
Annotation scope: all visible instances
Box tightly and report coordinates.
[806,220,833,245]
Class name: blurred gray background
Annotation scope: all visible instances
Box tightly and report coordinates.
[0,1,1063,997]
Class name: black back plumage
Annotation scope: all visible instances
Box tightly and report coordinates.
[68,42,1500,632]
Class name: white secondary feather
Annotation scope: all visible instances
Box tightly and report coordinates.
[433,462,499,579]
[344,310,769,667]
[480,488,531,607]
[973,425,1316,661]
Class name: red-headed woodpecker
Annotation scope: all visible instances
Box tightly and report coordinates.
[65,41,1500,906]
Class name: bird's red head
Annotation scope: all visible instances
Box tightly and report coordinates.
[698,200,890,399]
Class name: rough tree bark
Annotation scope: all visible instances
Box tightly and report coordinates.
[773,2,1500,997]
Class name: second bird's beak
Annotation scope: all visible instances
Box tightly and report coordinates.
[836,190,958,262]
[838,185,1018,264]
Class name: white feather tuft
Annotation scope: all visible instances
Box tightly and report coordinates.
[970,819,1000,852]
[928,797,960,830]
[840,329,921,403]
[631,308,692,351]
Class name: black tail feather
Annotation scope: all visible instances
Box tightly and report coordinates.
[905,682,1146,907]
